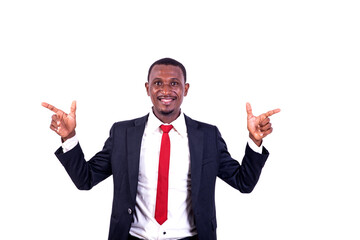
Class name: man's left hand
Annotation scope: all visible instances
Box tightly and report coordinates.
[246,102,280,147]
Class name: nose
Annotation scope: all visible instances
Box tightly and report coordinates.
[161,83,172,95]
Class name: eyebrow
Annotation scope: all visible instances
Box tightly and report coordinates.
[152,77,180,81]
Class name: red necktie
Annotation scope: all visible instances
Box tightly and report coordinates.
[155,124,173,225]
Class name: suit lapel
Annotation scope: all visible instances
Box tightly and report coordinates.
[126,114,204,204]
[185,115,204,204]
[127,114,148,201]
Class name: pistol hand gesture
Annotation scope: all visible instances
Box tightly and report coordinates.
[42,101,77,141]
[246,102,280,146]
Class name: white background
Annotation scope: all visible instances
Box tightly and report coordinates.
[1,0,359,239]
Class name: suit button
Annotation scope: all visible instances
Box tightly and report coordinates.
[128,208,132,214]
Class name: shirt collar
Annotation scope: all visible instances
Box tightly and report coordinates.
[147,108,187,137]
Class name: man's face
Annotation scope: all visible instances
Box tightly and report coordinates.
[146,64,189,121]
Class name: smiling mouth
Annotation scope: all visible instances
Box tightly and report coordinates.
[158,96,176,105]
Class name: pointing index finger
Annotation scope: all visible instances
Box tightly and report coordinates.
[264,108,281,118]
[41,102,60,113]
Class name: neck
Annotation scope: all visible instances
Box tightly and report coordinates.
[152,108,181,124]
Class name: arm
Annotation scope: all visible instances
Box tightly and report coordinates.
[42,101,112,190]
[216,128,269,193]
[217,103,280,192]
[55,127,113,190]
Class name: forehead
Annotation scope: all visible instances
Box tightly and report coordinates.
[149,64,184,81]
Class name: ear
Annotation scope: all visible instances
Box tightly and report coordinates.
[184,83,190,96]
[145,82,150,96]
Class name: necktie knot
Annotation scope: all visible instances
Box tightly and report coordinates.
[160,124,173,133]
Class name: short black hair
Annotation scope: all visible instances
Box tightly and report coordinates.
[147,58,187,82]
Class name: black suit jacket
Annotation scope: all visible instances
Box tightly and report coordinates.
[55,114,269,240]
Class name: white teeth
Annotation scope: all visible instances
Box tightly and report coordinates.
[160,98,173,104]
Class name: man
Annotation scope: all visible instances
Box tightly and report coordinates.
[42,58,280,240]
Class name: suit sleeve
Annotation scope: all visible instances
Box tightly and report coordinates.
[216,127,269,193]
[54,125,115,190]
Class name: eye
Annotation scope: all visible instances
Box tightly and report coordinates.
[154,81,162,86]
[171,82,179,86]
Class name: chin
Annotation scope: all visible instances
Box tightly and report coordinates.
[159,109,174,116]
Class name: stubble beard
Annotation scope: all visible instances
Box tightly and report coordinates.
[160,109,174,116]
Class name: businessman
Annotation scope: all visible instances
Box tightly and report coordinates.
[42,58,280,240]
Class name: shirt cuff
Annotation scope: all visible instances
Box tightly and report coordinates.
[247,137,263,154]
[62,134,79,153]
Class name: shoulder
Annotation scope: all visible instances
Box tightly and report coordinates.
[184,114,218,131]
[111,114,149,129]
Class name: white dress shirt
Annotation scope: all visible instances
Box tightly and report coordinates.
[129,110,196,240]
[61,111,263,240]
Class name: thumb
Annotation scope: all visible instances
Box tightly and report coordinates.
[70,100,77,117]
[246,102,253,118]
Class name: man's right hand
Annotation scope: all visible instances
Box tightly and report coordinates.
[42,101,77,142]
